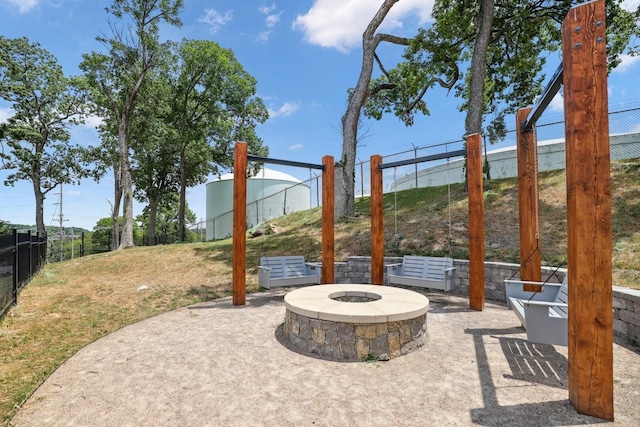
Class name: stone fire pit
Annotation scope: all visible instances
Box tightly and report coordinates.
[283,284,429,361]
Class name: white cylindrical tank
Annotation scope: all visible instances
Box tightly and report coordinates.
[205,168,310,240]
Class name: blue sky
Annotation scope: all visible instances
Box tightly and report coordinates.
[1,0,639,231]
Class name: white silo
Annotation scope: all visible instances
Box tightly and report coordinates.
[205,167,311,240]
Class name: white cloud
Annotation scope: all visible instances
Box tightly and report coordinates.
[259,3,277,15]
[199,9,233,34]
[257,31,272,42]
[0,107,14,123]
[289,144,303,151]
[621,1,640,12]
[82,115,104,129]
[549,92,564,113]
[5,0,39,14]
[265,12,282,28]
[293,0,434,53]
[612,54,640,74]
[268,101,300,118]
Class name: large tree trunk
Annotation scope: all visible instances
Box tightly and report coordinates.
[32,177,45,236]
[117,116,135,249]
[147,196,158,246]
[111,159,122,250]
[466,0,495,135]
[336,0,400,219]
[178,149,187,242]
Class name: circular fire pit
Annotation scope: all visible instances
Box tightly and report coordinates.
[283,284,429,361]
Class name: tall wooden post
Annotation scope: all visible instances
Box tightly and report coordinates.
[516,107,542,288]
[322,156,335,284]
[467,133,484,311]
[232,142,247,306]
[562,0,613,420]
[370,155,384,285]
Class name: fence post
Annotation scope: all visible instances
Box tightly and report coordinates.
[12,229,18,305]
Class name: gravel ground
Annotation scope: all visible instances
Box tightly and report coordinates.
[9,289,640,427]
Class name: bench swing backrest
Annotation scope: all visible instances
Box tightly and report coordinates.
[258,255,321,289]
[387,256,456,291]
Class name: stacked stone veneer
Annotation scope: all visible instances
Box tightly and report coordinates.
[284,309,427,361]
[333,256,640,342]
[613,287,640,342]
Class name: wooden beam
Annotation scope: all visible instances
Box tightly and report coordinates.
[562,0,613,420]
[232,142,247,306]
[322,156,335,284]
[370,155,384,285]
[467,133,485,311]
[516,107,542,289]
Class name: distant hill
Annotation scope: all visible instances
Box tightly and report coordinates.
[2,224,90,235]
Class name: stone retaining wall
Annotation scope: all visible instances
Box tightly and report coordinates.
[334,256,640,342]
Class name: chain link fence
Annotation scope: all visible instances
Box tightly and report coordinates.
[196,104,640,241]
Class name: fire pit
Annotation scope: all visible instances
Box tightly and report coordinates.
[283,284,429,361]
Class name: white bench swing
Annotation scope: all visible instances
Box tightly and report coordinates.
[258,255,321,289]
[504,275,568,346]
[387,256,456,291]
[384,161,457,292]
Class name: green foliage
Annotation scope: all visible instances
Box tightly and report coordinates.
[0,36,100,234]
[363,0,639,139]
[136,193,197,245]
[79,0,185,248]
[0,219,11,235]
[92,217,142,248]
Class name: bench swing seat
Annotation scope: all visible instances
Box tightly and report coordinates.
[504,276,568,346]
[387,256,456,291]
[258,256,321,289]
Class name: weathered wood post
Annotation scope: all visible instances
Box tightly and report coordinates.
[562,0,613,420]
[322,155,335,284]
[232,142,247,306]
[370,155,384,285]
[516,107,542,287]
[467,133,485,311]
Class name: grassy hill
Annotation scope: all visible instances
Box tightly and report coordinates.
[258,159,640,289]
[0,158,638,423]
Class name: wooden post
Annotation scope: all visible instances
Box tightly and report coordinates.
[562,0,613,420]
[516,107,542,288]
[322,155,335,284]
[232,142,247,306]
[467,133,485,311]
[370,155,384,285]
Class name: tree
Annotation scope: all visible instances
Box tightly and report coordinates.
[0,219,11,235]
[129,51,179,246]
[136,192,196,244]
[0,36,98,235]
[336,0,403,219]
[367,0,639,142]
[80,0,183,249]
[164,39,268,241]
[92,216,142,249]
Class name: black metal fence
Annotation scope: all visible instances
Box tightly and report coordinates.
[0,230,47,319]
